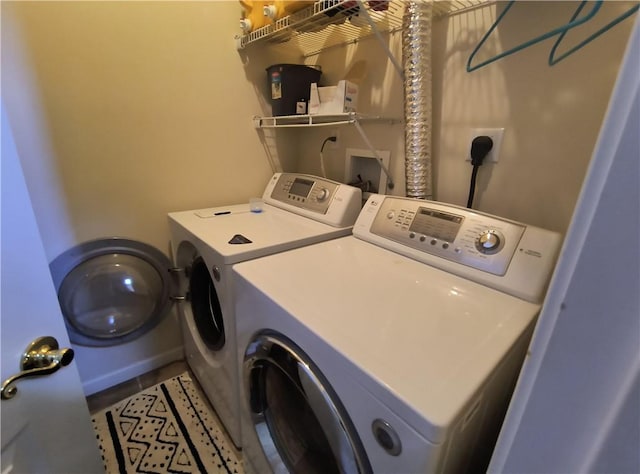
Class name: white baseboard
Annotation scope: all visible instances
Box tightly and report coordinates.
[81,346,184,396]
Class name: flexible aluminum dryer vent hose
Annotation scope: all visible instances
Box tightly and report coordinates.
[402,1,433,200]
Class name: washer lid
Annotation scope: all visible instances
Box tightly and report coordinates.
[49,238,174,347]
[168,203,352,265]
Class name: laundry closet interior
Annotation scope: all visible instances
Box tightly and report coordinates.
[2,1,638,473]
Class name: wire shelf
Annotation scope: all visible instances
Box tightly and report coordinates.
[253,113,400,128]
[236,0,493,57]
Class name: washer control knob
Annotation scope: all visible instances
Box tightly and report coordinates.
[476,230,502,254]
[316,188,329,202]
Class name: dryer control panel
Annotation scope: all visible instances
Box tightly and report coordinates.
[354,195,562,303]
[263,173,362,228]
[369,197,526,276]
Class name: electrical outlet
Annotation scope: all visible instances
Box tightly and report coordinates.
[467,128,504,163]
[327,128,340,149]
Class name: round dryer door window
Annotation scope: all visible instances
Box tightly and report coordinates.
[50,238,173,347]
[245,332,372,474]
[188,257,225,351]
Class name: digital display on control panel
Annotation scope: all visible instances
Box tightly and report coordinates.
[289,178,314,198]
[409,207,464,243]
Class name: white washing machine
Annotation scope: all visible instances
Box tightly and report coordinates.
[233,194,562,473]
[168,172,361,449]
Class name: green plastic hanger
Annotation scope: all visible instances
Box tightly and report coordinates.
[467,0,603,72]
[549,1,639,66]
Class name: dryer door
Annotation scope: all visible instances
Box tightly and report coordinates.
[49,238,174,347]
[245,331,372,474]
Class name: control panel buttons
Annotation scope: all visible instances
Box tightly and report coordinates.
[476,230,503,254]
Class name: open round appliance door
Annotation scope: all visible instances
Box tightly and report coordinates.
[49,238,173,347]
[244,331,372,474]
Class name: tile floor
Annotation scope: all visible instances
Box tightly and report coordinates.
[87,360,244,472]
[86,360,191,414]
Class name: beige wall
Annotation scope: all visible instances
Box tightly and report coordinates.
[434,1,637,234]
[2,1,637,258]
[2,1,284,261]
[291,30,407,195]
[292,1,636,235]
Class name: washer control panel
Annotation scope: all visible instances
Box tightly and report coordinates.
[354,195,562,302]
[267,174,340,213]
[263,173,362,228]
[369,197,526,276]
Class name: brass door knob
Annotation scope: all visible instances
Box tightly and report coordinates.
[1,336,74,400]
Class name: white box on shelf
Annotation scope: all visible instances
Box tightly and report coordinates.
[309,80,359,115]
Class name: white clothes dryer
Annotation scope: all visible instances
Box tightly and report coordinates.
[233,195,562,473]
[168,173,361,449]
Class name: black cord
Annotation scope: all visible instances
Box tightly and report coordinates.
[319,136,336,178]
[467,165,480,208]
[466,135,494,209]
[320,136,336,153]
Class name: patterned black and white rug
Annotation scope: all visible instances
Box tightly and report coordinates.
[91,372,243,474]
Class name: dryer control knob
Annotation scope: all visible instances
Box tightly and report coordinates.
[476,230,502,254]
[316,188,329,202]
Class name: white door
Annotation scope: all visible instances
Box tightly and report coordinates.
[1,105,103,473]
